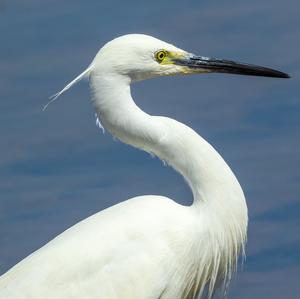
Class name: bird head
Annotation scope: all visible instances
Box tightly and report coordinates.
[92,34,289,82]
[92,34,188,81]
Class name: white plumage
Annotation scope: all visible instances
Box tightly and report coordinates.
[5,33,291,299]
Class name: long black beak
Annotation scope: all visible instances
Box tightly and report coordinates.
[173,54,290,78]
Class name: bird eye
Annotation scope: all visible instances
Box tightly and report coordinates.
[155,50,167,63]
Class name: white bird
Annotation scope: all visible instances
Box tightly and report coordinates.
[0,34,289,299]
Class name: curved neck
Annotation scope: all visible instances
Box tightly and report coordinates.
[90,73,246,212]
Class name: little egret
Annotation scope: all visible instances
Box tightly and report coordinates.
[0,34,289,299]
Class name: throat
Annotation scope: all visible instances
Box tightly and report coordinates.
[90,73,163,151]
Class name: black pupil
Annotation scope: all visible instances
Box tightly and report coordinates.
[159,53,164,59]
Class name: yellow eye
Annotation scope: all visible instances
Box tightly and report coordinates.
[155,50,167,63]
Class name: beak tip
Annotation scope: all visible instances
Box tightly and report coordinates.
[273,70,290,79]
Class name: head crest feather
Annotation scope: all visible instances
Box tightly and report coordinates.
[43,64,93,111]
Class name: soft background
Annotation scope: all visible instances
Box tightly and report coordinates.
[0,0,299,298]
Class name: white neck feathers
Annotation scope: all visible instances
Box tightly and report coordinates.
[90,73,245,204]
